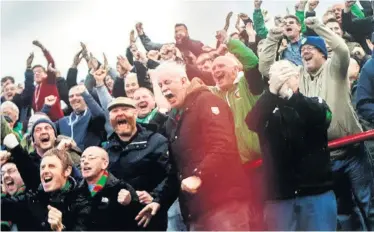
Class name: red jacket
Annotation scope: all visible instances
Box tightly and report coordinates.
[32,49,64,121]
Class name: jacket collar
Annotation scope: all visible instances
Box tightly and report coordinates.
[106,124,154,151]
[78,172,120,190]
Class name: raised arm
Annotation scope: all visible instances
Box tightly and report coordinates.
[136,23,164,51]
[305,17,350,80]
[258,27,284,77]
[33,40,56,84]
[252,0,268,39]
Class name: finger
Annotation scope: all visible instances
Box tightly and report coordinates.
[144,217,151,228]
[137,206,150,217]
[137,215,148,226]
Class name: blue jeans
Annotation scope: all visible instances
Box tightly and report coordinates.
[331,143,374,231]
[264,191,337,231]
[167,199,187,231]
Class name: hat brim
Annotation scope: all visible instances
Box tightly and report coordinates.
[108,103,136,112]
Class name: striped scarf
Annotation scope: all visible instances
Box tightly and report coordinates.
[1,185,26,229]
[90,170,108,197]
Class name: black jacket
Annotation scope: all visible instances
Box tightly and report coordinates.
[104,125,173,230]
[76,173,143,231]
[246,91,333,200]
[164,85,249,223]
[1,177,88,231]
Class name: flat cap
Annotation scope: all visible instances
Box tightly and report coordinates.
[107,97,136,111]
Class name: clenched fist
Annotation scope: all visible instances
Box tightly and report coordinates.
[305,17,321,29]
[269,27,284,40]
[44,95,57,106]
[181,176,202,194]
[47,205,63,231]
[118,189,132,206]
[136,191,153,204]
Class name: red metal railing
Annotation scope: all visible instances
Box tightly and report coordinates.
[244,130,374,170]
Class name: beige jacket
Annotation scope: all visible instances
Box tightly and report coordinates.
[259,21,362,146]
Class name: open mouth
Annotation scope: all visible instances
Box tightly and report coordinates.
[163,90,175,99]
[214,72,225,81]
[40,136,50,143]
[138,101,148,109]
[304,56,313,62]
[82,167,92,172]
[4,178,14,188]
[286,28,292,32]
[43,175,53,184]
[117,118,128,126]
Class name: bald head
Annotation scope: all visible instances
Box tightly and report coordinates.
[81,146,109,183]
[83,146,109,162]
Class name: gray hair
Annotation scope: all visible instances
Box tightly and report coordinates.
[153,61,188,82]
[1,101,19,120]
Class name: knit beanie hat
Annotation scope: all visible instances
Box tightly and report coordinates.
[31,118,57,141]
[300,36,328,59]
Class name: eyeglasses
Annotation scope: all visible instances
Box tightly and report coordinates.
[80,155,105,163]
[301,46,315,53]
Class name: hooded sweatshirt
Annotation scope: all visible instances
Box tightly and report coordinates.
[259,18,362,158]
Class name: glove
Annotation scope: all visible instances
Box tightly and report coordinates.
[3,134,19,149]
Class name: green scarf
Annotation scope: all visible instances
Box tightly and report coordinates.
[90,170,108,197]
[1,185,26,229]
[61,180,71,192]
[136,108,158,124]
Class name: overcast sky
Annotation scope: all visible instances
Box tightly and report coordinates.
[1,0,343,83]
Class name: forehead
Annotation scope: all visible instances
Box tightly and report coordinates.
[126,74,138,82]
[1,163,16,171]
[69,87,81,95]
[4,84,16,90]
[175,26,186,32]
[134,88,152,97]
[34,122,53,130]
[41,156,61,167]
[197,54,211,63]
[213,56,235,66]
[82,147,100,157]
[33,67,45,72]
[332,4,344,10]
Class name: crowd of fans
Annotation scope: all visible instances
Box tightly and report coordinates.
[1,0,374,231]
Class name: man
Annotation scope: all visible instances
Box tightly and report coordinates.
[246,60,336,230]
[140,62,250,230]
[279,15,304,66]
[1,148,87,231]
[1,160,26,231]
[133,87,168,131]
[2,118,81,190]
[44,85,106,150]
[260,16,372,231]
[104,97,173,230]
[0,101,22,138]
[76,146,143,230]
[29,40,64,121]
[136,22,204,57]
[1,54,35,123]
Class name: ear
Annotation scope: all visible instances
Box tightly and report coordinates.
[64,166,72,178]
[102,159,109,170]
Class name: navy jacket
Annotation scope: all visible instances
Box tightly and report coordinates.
[356,51,374,122]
